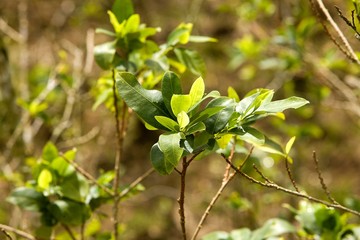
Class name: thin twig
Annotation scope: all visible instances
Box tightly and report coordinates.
[224,157,360,218]
[0,18,23,42]
[285,158,300,192]
[119,168,155,199]
[191,147,254,240]
[0,224,34,240]
[312,151,338,204]
[1,228,12,240]
[310,0,360,64]
[112,69,128,240]
[178,156,189,240]
[60,153,114,196]
[253,164,272,183]
[62,223,77,240]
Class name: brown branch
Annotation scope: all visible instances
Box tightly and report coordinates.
[310,0,360,64]
[312,151,338,204]
[178,156,189,240]
[285,158,300,192]
[62,223,77,240]
[0,224,35,240]
[191,146,254,240]
[112,68,123,240]
[223,157,360,218]
[119,168,155,199]
[60,154,114,196]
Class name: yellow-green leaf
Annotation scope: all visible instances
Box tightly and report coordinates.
[38,169,52,189]
[177,111,190,129]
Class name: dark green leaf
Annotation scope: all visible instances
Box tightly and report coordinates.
[174,48,206,76]
[116,72,171,130]
[112,0,134,23]
[49,200,91,225]
[204,97,236,134]
[94,41,116,70]
[158,133,183,167]
[7,187,47,211]
[162,72,182,116]
[150,143,172,175]
[59,173,89,202]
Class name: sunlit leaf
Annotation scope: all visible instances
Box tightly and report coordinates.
[155,115,179,132]
[189,76,205,107]
[188,36,217,43]
[177,111,190,129]
[42,142,58,162]
[255,96,309,113]
[171,94,192,116]
[38,169,53,189]
[285,136,296,155]
[228,86,240,102]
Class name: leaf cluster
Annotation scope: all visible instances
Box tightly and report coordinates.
[117,71,309,175]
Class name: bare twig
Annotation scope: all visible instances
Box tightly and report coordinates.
[62,223,77,240]
[0,224,35,240]
[310,0,360,64]
[0,18,23,42]
[224,157,360,218]
[1,228,12,240]
[285,159,300,192]
[111,69,128,240]
[312,151,337,204]
[119,168,155,199]
[191,146,254,240]
[60,153,114,196]
[178,156,189,240]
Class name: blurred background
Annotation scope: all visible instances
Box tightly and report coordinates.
[1,0,360,239]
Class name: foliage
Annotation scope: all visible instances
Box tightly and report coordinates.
[117,71,308,174]
[203,201,360,240]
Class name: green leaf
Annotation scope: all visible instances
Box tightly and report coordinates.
[38,169,53,189]
[232,127,265,145]
[189,76,205,107]
[255,96,309,113]
[177,111,190,129]
[111,0,134,23]
[42,142,58,162]
[107,11,124,33]
[59,173,89,202]
[204,97,236,134]
[251,218,295,240]
[230,228,252,240]
[174,48,206,76]
[95,28,116,37]
[167,23,193,46]
[188,90,221,112]
[161,72,182,116]
[150,143,172,175]
[201,231,229,240]
[116,72,171,130]
[171,94,192,116]
[158,133,184,168]
[285,136,296,155]
[190,106,226,124]
[50,157,74,177]
[124,14,140,33]
[7,187,47,211]
[188,36,217,43]
[49,200,91,225]
[94,41,116,70]
[155,115,179,132]
[186,122,206,135]
[228,86,240,102]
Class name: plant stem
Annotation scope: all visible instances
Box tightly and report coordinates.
[178,157,189,240]
[62,223,77,240]
[112,69,124,240]
[223,157,360,218]
[119,168,155,199]
[0,224,35,240]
